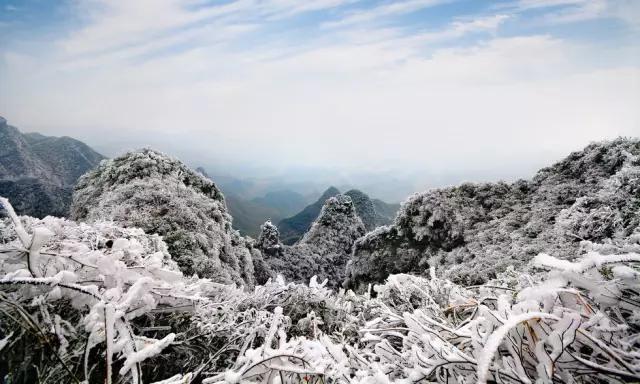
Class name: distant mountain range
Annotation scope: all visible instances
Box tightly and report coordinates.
[277,186,400,245]
[196,167,309,237]
[0,116,104,217]
[0,118,398,236]
[197,166,400,239]
[251,190,309,218]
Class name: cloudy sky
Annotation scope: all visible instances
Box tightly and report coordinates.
[1,0,639,187]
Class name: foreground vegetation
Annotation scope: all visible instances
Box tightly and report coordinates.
[1,197,639,383]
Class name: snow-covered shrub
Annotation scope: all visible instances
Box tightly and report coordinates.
[0,197,213,383]
[206,249,640,383]
[2,186,640,383]
[70,149,261,288]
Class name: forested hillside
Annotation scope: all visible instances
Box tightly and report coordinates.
[1,139,639,384]
[346,138,640,288]
[70,149,271,287]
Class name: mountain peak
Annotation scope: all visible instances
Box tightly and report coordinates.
[0,119,104,218]
[277,185,341,244]
[265,194,366,287]
[344,189,376,230]
[321,186,340,198]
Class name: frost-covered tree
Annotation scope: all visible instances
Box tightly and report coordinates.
[346,138,640,289]
[257,220,281,256]
[70,149,260,288]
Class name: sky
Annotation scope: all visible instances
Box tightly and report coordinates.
[0,0,639,198]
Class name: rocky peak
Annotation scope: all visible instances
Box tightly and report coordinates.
[277,186,341,245]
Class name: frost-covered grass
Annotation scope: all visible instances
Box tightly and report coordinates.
[1,196,640,383]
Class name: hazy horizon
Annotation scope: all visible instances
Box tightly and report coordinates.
[1,111,626,202]
[1,0,639,200]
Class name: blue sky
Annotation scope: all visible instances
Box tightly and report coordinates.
[0,0,638,187]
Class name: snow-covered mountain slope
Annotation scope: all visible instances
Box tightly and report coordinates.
[345,138,640,289]
[70,148,270,288]
[1,139,640,383]
[1,194,639,384]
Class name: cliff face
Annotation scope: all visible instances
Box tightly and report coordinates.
[345,138,640,289]
[0,117,105,217]
[70,149,267,288]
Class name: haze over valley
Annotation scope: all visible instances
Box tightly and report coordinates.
[0,1,639,383]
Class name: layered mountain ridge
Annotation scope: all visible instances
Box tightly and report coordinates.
[0,116,104,217]
[1,119,637,294]
[277,186,398,244]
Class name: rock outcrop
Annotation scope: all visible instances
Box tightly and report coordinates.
[277,186,340,244]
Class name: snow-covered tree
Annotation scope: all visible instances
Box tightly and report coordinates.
[257,220,281,256]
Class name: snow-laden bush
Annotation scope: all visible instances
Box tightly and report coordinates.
[0,197,215,383]
[2,196,639,383]
[204,248,640,383]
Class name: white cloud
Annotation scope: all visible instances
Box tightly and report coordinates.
[1,1,637,179]
[3,29,637,174]
[502,0,640,28]
[59,0,355,57]
[407,14,510,44]
[322,0,450,28]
